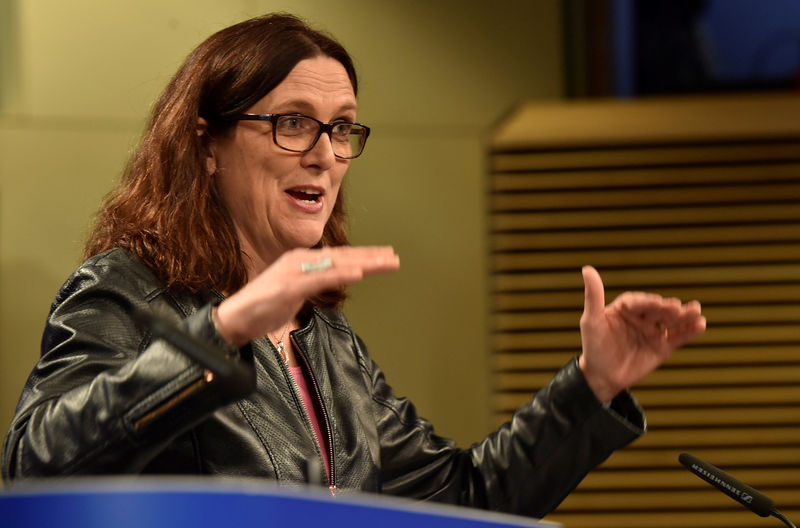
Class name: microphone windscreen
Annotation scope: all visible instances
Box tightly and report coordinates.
[679,453,774,517]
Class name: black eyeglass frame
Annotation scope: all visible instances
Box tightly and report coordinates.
[235,113,371,159]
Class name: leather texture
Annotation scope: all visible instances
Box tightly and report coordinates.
[3,248,646,517]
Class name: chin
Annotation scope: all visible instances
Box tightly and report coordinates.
[278,217,330,249]
[287,231,326,250]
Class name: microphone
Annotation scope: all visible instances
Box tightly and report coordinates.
[679,453,796,528]
[679,452,773,516]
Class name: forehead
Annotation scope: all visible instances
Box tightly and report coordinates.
[256,56,356,114]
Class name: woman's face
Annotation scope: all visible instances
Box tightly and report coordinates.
[210,56,356,271]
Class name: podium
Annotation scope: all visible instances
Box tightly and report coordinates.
[0,478,559,528]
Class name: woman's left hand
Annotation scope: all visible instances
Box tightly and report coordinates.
[578,265,706,403]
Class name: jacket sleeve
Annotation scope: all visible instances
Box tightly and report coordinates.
[2,254,249,479]
[365,338,644,518]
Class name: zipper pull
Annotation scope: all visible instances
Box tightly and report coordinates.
[329,485,337,497]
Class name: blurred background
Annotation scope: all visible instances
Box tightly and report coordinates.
[1,1,799,527]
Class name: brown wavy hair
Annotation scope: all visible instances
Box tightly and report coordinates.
[84,14,356,308]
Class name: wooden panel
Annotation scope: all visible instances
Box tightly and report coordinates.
[493,266,800,292]
[491,163,800,191]
[546,510,800,528]
[494,345,800,370]
[492,225,800,251]
[488,95,800,528]
[495,285,800,310]
[491,142,800,171]
[577,468,800,489]
[495,386,800,411]
[492,182,800,211]
[492,244,800,271]
[491,203,800,230]
[556,488,800,510]
[632,427,800,447]
[490,93,800,151]
[495,364,800,391]
[494,304,800,329]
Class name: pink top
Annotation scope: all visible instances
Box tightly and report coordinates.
[288,365,331,480]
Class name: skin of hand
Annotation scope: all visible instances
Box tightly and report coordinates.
[213,246,400,347]
[578,265,707,403]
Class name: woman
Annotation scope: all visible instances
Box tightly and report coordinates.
[2,14,705,518]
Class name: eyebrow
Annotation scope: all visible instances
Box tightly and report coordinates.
[273,99,358,116]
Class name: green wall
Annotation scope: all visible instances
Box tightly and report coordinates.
[0,0,563,460]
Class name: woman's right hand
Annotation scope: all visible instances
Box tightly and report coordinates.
[213,246,400,347]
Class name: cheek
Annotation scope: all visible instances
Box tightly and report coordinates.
[329,164,348,198]
[214,172,240,209]
[238,162,287,206]
[218,171,276,221]
[222,173,256,205]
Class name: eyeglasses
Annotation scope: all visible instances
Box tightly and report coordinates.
[235,113,371,159]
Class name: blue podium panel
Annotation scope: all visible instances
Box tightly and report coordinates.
[0,478,559,528]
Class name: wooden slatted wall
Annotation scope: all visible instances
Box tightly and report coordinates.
[488,94,800,528]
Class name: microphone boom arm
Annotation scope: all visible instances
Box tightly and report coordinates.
[679,453,796,528]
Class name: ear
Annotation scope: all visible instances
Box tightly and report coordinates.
[197,117,217,175]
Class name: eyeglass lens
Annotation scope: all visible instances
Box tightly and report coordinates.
[275,115,367,158]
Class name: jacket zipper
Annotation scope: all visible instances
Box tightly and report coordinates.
[277,336,336,495]
[134,369,215,431]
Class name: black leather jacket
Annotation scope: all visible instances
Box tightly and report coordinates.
[3,248,645,517]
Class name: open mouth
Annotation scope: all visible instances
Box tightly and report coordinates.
[286,188,322,204]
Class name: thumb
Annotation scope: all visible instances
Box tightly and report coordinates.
[582,265,605,318]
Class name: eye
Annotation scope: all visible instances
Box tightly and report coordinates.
[276,115,316,137]
[282,117,302,129]
[332,122,353,140]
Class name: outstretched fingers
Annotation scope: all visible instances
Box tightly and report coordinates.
[216,246,399,347]
[615,292,705,347]
[664,309,707,348]
[293,246,400,294]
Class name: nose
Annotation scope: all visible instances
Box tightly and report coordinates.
[301,130,337,171]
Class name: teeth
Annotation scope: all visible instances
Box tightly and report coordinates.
[287,188,322,204]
